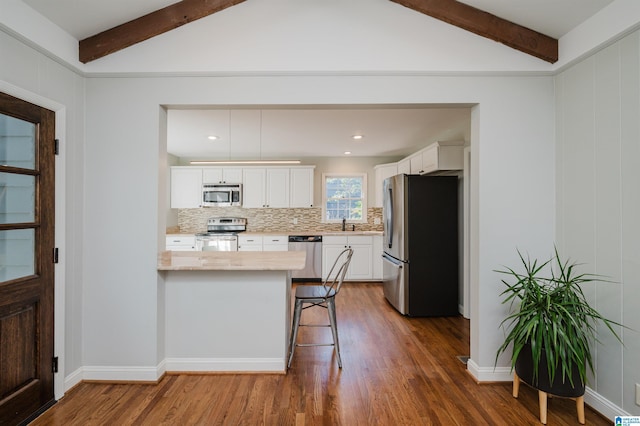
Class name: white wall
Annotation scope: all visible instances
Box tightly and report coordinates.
[556,30,640,416]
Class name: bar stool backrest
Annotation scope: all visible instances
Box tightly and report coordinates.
[322,248,353,299]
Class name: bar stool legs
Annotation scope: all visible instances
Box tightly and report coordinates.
[287,296,342,369]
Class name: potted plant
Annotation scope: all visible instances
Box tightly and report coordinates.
[495,248,623,423]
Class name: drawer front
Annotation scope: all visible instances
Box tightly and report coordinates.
[264,235,287,244]
[166,236,196,246]
[323,235,348,245]
[347,235,373,245]
[238,235,263,244]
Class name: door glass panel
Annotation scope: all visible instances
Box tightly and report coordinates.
[0,172,35,224]
[0,229,35,282]
[0,114,36,170]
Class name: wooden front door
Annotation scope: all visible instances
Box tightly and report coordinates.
[0,92,56,425]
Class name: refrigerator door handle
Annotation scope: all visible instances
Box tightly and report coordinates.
[382,252,402,267]
[386,186,393,249]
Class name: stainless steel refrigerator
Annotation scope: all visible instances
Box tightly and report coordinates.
[382,174,459,316]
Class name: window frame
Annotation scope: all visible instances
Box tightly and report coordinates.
[321,172,368,224]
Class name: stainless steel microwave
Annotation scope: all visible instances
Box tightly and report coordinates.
[202,183,242,207]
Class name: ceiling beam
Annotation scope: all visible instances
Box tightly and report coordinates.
[389,0,558,63]
[79,0,246,63]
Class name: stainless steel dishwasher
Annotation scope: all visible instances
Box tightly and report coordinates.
[288,235,323,281]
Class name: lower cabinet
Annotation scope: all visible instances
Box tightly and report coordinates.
[322,235,374,281]
[238,235,288,251]
[238,235,263,251]
[262,235,289,251]
[372,235,383,280]
[166,235,196,251]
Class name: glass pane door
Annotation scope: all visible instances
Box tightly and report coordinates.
[0,113,37,283]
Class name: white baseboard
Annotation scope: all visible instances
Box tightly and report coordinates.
[584,387,630,420]
[164,357,285,372]
[466,359,513,382]
[63,367,84,392]
[66,364,165,385]
[60,358,283,394]
[466,360,630,421]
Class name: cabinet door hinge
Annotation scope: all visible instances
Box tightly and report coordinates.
[54,139,60,155]
[53,248,59,264]
[52,356,58,373]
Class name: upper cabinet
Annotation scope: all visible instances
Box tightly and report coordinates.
[170,167,202,208]
[202,167,243,184]
[265,168,290,208]
[242,168,267,208]
[290,167,315,208]
[242,166,314,208]
[413,141,465,175]
[169,165,315,209]
[374,141,465,208]
[397,157,410,175]
[242,167,290,208]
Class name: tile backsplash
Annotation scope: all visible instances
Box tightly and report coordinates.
[176,207,383,234]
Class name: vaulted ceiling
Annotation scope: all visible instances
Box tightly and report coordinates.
[23,0,614,64]
[16,0,615,159]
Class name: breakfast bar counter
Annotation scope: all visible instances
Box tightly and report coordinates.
[158,250,306,271]
[158,251,306,374]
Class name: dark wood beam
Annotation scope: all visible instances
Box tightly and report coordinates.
[389,0,558,63]
[79,0,246,63]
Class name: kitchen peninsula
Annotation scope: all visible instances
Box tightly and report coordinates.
[158,250,306,373]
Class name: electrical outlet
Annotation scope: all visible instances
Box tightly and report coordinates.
[374,218,381,225]
[636,383,640,406]
[292,218,298,225]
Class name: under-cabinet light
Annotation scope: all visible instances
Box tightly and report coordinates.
[189,160,302,165]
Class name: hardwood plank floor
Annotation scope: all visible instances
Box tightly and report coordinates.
[31,283,609,425]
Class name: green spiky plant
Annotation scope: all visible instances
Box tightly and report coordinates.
[495,248,623,387]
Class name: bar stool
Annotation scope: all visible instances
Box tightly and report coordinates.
[287,248,353,369]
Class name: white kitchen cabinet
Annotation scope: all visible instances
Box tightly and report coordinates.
[166,235,196,251]
[374,163,398,208]
[238,235,263,251]
[262,235,289,251]
[419,141,464,175]
[397,158,411,175]
[409,153,424,174]
[238,234,288,251]
[242,168,266,208]
[372,235,383,280]
[322,235,373,281]
[266,168,290,208]
[290,167,315,208]
[202,167,243,184]
[170,167,202,208]
[242,168,290,208]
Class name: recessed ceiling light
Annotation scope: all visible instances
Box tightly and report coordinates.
[344,151,352,155]
[352,135,364,140]
[207,135,219,140]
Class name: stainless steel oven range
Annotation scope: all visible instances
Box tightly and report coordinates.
[195,217,246,251]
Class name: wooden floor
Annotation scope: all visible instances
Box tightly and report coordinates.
[32,283,609,425]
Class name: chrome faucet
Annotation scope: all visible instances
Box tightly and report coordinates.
[342,218,346,231]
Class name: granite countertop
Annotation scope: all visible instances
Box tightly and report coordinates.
[158,250,306,271]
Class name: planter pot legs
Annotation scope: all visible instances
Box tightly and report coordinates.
[513,372,585,424]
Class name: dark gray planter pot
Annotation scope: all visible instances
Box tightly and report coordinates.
[514,343,585,398]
